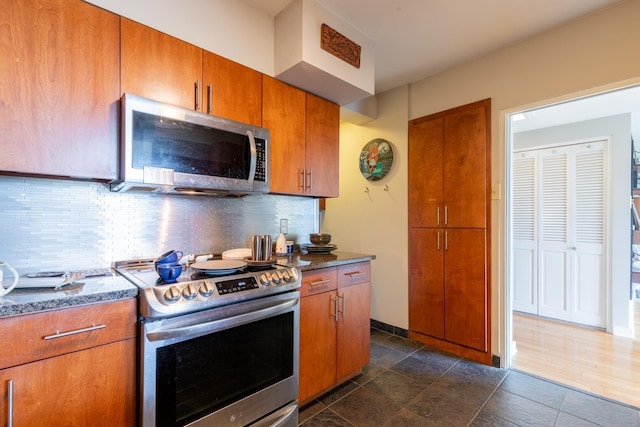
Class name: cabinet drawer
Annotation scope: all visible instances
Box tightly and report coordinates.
[0,299,137,369]
[337,262,371,288]
[301,267,337,298]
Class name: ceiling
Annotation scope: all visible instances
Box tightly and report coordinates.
[246,0,638,134]
[246,0,624,93]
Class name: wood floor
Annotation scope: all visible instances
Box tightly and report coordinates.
[511,300,640,409]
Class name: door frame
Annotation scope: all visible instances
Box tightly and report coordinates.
[500,77,640,368]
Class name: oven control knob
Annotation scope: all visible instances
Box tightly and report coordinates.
[182,283,198,300]
[281,270,291,282]
[164,286,181,303]
[271,271,282,284]
[260,273,272,286]
[199,281,214,297]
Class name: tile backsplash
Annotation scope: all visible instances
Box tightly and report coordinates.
[0,176,318,274]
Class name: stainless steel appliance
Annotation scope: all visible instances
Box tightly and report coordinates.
[111,93,270,196]
[114,258,301,427]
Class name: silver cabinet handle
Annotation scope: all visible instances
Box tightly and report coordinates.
[7,380,13,427]
[437,231,441,251]
[330,295,338,321]
[207,83,213,114]
[444,206,448,225]
[309,279,331,287]
[445,231,448,251]
[194,80,201,111]
[306,169,312,190]
[299,169,305,190]
[338,293,345,317]
[437,207,440,226]
[43,323,105,340]
[345,271,366,278]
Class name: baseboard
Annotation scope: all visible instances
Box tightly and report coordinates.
[370,319,408,338]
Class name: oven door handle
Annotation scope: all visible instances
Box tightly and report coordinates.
[250,401,297,427]
[146,296,298,342]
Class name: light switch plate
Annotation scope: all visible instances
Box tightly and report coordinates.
[491,184,501,200]
[280,219,288,234]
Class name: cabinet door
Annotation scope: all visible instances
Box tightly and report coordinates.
[409,228,445,339]
[442,101,489,228]
[336,282,370,380]
[0,340,136,427]
[305,93,339,197]
[262,76,306,195]
[0,0,119,180]
[121,18,203,111]
[444,228,487,351]
[408,117,444,227]
[299,292,337,402]
[202,51,262,126]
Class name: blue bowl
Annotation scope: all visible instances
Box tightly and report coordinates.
[156,263,182,283]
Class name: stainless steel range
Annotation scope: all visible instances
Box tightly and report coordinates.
[114,258,301,427]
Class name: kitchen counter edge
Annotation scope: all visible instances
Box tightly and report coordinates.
[0,272,138,318]
[278,251,376,272]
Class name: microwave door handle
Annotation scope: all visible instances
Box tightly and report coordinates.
[247,130,257,183]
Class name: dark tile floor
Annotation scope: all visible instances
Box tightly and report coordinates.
[299,328,640,427]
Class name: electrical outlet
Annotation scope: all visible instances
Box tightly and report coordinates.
[280,219,288,234]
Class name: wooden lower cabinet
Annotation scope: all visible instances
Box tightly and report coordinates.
[299,263,371,404]
[0,340,136,426]
[0,299,137,426]
[409,227,489,359]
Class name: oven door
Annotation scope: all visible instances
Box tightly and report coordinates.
[140,291,299,427]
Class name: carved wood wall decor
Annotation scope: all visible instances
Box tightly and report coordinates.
[320,23,361,68]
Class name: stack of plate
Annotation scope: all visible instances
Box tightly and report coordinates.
[191,260,247,276]
[300,244,337,253]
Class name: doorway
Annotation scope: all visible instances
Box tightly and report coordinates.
[506,83,640,408]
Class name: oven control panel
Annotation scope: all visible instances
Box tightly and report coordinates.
[138,266,301,318]
[216,276,260,295]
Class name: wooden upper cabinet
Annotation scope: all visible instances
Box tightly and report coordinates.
[408,99,489,228]
[203,51,262,126]
[262,76,340,197]
[262,76,306,195]
[408,117,444,228]
[443,103,489,228]
[305,93,339,198]
[121,18,203,111]
[0,0,120,180]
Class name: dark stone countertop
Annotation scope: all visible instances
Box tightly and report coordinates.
[0,251,373,318]
[0,271,138,318]
[274,250,376,271]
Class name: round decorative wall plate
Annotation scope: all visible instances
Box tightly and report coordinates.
[359,138,394,181]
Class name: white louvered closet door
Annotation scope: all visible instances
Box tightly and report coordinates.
[538,146,572,321]
[570,140,606,326]
[513,140,606,327]
[512,151,538,314]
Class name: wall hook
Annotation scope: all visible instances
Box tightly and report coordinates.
[383,185,389,191]
[364,186,369,193]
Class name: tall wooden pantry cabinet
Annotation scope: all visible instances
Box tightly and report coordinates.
[408,99,492,365]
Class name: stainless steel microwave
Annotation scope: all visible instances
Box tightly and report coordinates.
[110,93,269,196]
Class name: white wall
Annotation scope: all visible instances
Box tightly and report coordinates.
[514,114,633,335]
[327,0,640,358]
[85,0,275,76]
[322,86,409,328]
